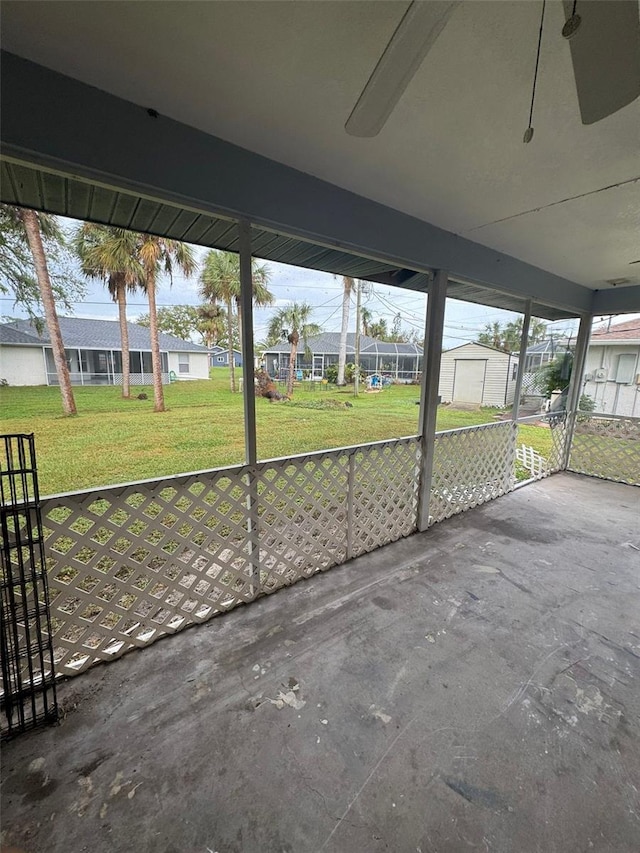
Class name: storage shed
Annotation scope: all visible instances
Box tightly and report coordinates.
[439,342,519,407]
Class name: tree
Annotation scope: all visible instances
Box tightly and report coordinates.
[137,304,201,341]
[0,204,85,329]
[19,209,77,414]
[368,318,388,340]
[477,318,547,353]
[138,236,196,412]
[337,276,353,386]
[199,250,274,393]
[74,224,144,399]
[360,305,372,338]
[267,302,320,397]
[197,303,227,348]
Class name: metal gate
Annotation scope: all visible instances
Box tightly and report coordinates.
[0,434,58,739]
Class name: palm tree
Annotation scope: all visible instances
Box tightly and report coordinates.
[200,250,274,393]
[267,302,320,397]
[137,236,196,412]
[360,305,372,338]
[197,303,227,349]
[18,208,77,415]
[337,276,353,386]
[74,224,144,399]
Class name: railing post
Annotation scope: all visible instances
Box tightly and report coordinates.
[562,313,593,470]
[511,300,531,423]
[346,451,356,559]
[239,220,261,596]
[417,269,448,532]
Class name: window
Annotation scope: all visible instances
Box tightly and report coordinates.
[615,353,636,384]
[512,363,518,380]
[178,353,190,374]
[217,356,225,363]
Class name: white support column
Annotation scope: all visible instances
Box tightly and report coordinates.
[562,313,592,469]
[239,219,257,466]
[417,269,448,532]
[511,300,531,421]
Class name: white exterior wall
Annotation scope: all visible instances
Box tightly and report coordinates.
[584,343,640,416]
[0,345,46,385]
[167,351,210,380]
[439,343,518,407]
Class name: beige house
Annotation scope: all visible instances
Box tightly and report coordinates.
[439,342,519,407]
[584,320,640,416]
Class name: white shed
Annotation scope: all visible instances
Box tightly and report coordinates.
[439,343,519,407]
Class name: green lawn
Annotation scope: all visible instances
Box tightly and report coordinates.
[0,371,551,495]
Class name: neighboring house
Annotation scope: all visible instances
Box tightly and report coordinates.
[263,332,423,381]
[0,317,210,386]
[523,337,572,372]
[208,345,243,368]
[439,342,519,407]
[583,319,640,416]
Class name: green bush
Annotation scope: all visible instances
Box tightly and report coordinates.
[325,364,339,384]
[345,363,366,383]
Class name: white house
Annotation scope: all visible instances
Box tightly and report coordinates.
[584,319,640,416]
[0,317,210,386]
[439,342,519,407]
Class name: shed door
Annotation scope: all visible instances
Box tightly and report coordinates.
[453,360,486,403]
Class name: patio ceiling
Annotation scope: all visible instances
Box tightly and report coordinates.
[1,1,638,317]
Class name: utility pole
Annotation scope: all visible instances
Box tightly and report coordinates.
[354,280,361,397]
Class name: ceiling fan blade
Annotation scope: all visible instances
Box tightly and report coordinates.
[346,0,460,138]
[563,0,640,125]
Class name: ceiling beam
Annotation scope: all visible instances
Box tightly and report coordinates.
[592,285,640,315]
[1,50,594,315]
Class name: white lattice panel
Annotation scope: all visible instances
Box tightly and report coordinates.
[351,438,421,556]
[430,422,516,523]
[515,414,568,483]
[569,416,640,486]
[41,467,254,675]
[256,451,350,593]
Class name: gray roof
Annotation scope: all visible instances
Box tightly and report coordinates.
[526,338,572,354]
[443,341,519,359]
[264,332,422,355]
[0,317,208,352]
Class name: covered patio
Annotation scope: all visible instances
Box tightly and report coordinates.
[2,474,639,852]
[1,3,639,851]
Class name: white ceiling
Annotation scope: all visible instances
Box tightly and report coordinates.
[2,0,639,291]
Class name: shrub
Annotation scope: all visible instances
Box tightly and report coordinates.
[325,364,339,384]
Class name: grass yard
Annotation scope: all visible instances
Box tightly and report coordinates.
[0,370,553,495]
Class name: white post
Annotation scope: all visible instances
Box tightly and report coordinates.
[354,280,361,397]
[417,270,448,532]
[511,300,531,421]
[239,220,257,466]
[562,313,592,470]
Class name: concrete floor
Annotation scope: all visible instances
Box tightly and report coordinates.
[2,473,639,853]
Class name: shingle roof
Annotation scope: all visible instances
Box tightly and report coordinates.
[443,341,518,358]
[0,317,208,352]
[591,319,640,342]
[525,338,572,354]
[264,332,422,355]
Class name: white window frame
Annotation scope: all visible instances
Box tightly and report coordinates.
[178,353,190,374]
[615,353,636,384]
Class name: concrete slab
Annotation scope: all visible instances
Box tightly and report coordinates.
[2,473,639,853]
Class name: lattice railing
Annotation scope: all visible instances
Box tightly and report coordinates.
[514,413,569,483]
[569,414,640,486]
[430,421,516,523]
[39,436,422,676]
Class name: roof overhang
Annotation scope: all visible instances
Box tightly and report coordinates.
[2,50,638,321]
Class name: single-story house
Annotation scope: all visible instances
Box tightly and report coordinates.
[263,332,423,381]
[439,342,519,407]
[208,344,242,368]
[0,317,210,386]
[583,319,640,416]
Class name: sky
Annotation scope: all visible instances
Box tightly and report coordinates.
[4,214,625,350]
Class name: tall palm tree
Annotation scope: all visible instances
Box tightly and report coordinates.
[200,250,274,393]
[74,224,144,399]
[197,303,227,349]
[267,302,320,397]
[137,236,196,412]
[18,208,77,415]
[360,305,372,338]
[337,276,353,386]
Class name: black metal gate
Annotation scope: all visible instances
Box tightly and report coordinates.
[0,434,58,739]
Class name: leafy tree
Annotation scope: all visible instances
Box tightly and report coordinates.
[368,318,388,340]
[1,206,79,414]
[0,203,85,330]
[138,237,196,412]
[200,250,273,392]
[137,304,201,341]
[539,352,574,397]
[477,318,547,353]
[360,305,372,337]
[337,276,353,386]
[267,302,320,397]
[74,224,144,399]
[197,303,228,348]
